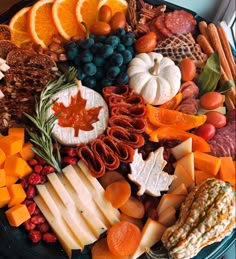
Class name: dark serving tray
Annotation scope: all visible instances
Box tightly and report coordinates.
[0,0,235,258]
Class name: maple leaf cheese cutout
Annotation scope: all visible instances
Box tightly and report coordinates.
[128,147,176,197]
[52,90,102,137]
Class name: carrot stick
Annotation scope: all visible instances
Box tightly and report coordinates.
[217,26,236,81]
[207,23,233,81]
[198,21,211,42]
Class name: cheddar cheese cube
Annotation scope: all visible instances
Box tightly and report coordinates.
[0,135,23,156]
[5,204,30,227]
[0,187,11,208]
[8,184,26,207]
[0,168,6,187]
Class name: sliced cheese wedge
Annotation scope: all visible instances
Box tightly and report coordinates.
[177,152,195,182]
[158,206,176,227]
[168,183,188,195]
[130,218,166,259]
[34,196,82,259]
[171,137,192,160]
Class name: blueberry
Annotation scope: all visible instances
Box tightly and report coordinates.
[83,76,96,89]
[121,50,133,64]
[83,63,97,76]
[110,53,123,67]
[80,50,93,63]
[105,35,120,48]
[106,66,120,80]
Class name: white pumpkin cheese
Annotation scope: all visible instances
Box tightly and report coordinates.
[47,84,109,145]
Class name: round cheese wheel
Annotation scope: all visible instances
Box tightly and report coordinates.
[48,85,109,145]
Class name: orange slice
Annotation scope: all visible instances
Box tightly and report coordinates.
[98,0,128,16]
[28,0,59,49]
[76,0,100,30]
[52,0,85,40]
[9,7,32,47]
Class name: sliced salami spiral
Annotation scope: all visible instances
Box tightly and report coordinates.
[110,104,146,117]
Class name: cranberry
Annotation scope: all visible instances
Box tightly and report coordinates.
[26,185,36,199]
[35,155,47,165]
[28,230,42,243]
[28,159,38,166]
[34,164,43,174]
[31,215,46,225]
[61,147,77,157]
[41,165,56,175]
[40,175,47,184]
[37,222,50,233]
[27,202,37,215]
[33,207,42,216]
[21,177,29,189]
[43,232,57,243]
[62,156,78,166]
[23,199,34,206]
[28,173,42,185]
[24,219,36,231]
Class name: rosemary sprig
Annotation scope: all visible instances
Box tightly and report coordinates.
[24,67,77,172]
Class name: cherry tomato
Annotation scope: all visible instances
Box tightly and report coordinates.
[205,111,226,128]
[98,5,112,23]
[179,58,196,81]
[110,12,126,32]
[199,91,224,110]
[135,32,157,53]
[195,123,216,141]
[90,21,111,36]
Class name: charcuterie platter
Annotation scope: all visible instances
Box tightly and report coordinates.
[0,0,235,259]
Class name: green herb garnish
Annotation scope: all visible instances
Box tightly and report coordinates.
[24,67,77,172]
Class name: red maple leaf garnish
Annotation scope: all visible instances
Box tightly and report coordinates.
[52,90,102,137]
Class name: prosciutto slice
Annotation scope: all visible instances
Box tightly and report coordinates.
[106,126,145,148]
[91,138,120,171]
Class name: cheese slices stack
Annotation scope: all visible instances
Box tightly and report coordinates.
[34,160,120,258]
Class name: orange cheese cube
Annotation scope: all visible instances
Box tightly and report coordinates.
[23,162,33,176]
[8,184,26,207]
[0,187,11,208]
[218,157,236,188]
[8,128,25,146]
[5,174,19,187]
[0,168,6,187]
[4,156,28,178]
[0,135,23,156]
[0,148,6,168]
[20,141,35,161]
[5,204,30,227]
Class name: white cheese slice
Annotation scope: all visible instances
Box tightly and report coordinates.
[171,137,192,160]
[47,84,109,145]
[34,196,82,259]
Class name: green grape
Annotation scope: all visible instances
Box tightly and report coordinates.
[106,66,120,80]
[83,63,97,76]
[110,53,123,67]
[81,50,93,63]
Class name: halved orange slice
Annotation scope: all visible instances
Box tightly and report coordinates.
[9,7,32,47]
[76,0,100,30]
[52,0,85,40]
[98,0,128,16]
[28,0,59,49]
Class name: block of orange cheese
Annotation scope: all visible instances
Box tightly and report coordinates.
[5,174,19,187]
[0,135,24,156]
[0,148,6,168]
[7,184,26,207]
[0,168,6,187]
[20,141,35,161]
[5,204,30,227]
[4,156,30,178]
[0,187,11,208]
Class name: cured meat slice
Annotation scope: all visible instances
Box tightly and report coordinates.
[76,144,105,178]
[106,126,145,148]
[179,81,199,98]
[110,104,146,117]
[108,115,146,133]
[100,136,134,163]
[165,10,197,35]
[154,14,173,37]
[90,139,120,171]
[103,85,132,101]
[108,94,144,108]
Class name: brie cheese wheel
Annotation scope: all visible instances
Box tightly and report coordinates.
[48,85,109,145]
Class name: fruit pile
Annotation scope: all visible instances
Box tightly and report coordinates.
[65,28,135,91]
